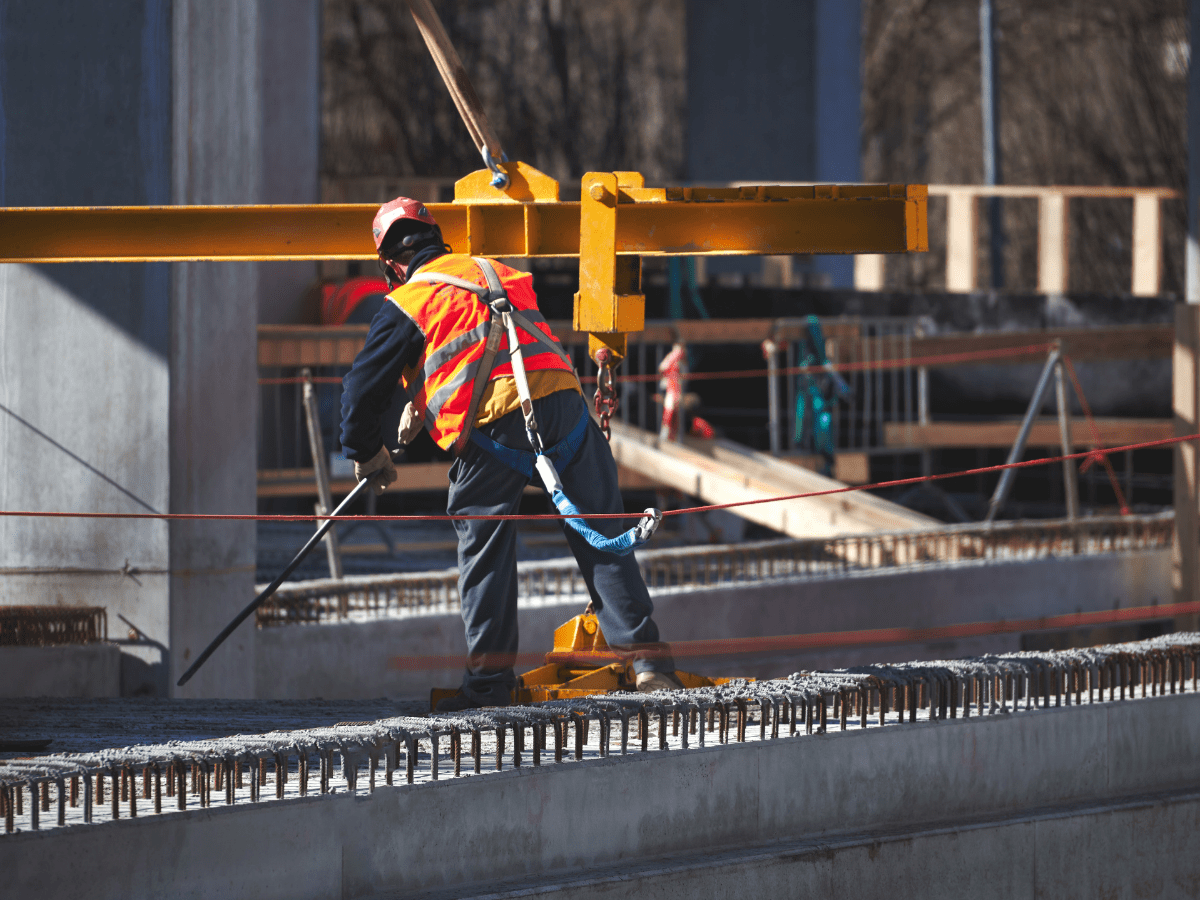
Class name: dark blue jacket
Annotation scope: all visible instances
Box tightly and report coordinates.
[339,248,445,461]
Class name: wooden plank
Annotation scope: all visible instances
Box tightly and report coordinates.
[854,255,885,291]
[883,418,1173,449]
[945,191,977,292]
[257,463,450,498]
[257,462,664,498]
[1038,195,1070,294]
[907,326,1172,364]
[609,422,934,538]
[257,325,369,367]
[766,452,871,485]
[1132,194,1163,297]
[930,185,1179,200]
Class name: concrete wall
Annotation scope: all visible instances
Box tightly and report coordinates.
[5,691,1198,899]
[686,0,861,287]
[256,550,1170,699]
[0,645,120,697]
[0,1,173,696]
[0,0,320,697]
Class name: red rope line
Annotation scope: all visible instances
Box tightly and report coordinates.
[1062,355,1130,515]
[0,432,1191,524]
[579,342,1056,384]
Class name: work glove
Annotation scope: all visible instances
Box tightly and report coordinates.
[354,445,397,494]
[397,401,425,446]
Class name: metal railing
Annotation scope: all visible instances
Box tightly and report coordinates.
[255,315,923,483]
[255,512,1174,627]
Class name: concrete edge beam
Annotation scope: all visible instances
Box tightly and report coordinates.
[3,693,1198,899]
[428,787,1200,900]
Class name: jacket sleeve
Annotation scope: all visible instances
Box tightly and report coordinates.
[339,301,425,461]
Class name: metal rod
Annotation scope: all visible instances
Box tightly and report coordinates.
[1054,358,1079,520]
[986,346,1061,522]
[764,339,781,455]
[302,369,343,579]
[176,471,382,687]
[980,0,1004,290]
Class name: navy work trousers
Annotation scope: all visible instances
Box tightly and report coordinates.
[447,389,674,704]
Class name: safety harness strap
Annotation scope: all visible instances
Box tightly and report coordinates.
[412,258,661,556]
[467,407,590,480]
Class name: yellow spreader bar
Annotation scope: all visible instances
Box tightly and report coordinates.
[0,184,926,263]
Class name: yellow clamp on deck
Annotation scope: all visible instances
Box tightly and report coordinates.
[0,161,927,368]
[429,611,743,710]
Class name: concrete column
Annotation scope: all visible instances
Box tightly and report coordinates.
[685,0,814,286]
[0,0,300,696]
[257,0,320,325]
[169,0,261,697]
[0,0,173,696]
[813,0,861,289]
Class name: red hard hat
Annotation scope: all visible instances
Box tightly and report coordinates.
[371,197,439,252]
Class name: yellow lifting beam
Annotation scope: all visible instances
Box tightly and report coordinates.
[0,162,926,363]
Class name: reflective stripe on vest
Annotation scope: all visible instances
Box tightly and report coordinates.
[386,255,575,450]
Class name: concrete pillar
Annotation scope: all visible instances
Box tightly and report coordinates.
[0,0,318,696]
[0,0,174,696]
[169,0,261,697]
[257,0,320,325]
[813,0,862,289]
[686,0,862,289]
[686,0,814,183]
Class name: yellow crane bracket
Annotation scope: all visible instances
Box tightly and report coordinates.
[429,611,742,709]
[574,172,647,363]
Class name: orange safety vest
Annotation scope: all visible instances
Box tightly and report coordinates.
[387,254,578,451]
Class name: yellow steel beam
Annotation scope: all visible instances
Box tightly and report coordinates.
[0,184,926,263]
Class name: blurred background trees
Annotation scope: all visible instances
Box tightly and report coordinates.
[862,0,1187,294]
[322,0,1188,296]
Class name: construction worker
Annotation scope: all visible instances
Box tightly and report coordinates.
[339,197,682,711]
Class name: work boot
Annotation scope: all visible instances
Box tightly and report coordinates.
[434,689,511,713]
[635,671,685,693]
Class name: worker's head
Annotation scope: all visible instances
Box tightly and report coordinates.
[372,197,444,288]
